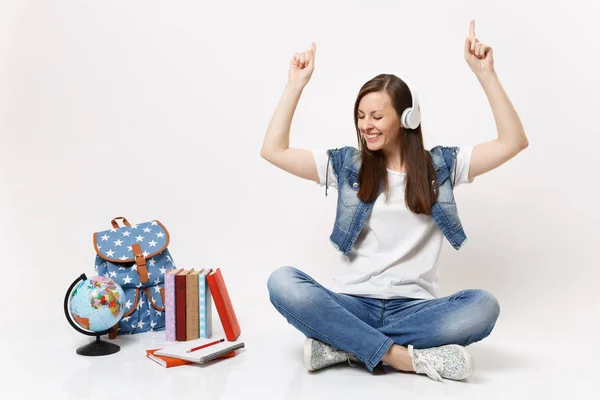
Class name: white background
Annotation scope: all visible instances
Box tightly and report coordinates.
[1,0,598,398]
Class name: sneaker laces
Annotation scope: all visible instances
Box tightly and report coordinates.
[408,344,444,383]
[346,353,360,368]
[345,354,386,374]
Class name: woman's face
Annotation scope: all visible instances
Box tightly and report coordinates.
[357,91,402,153]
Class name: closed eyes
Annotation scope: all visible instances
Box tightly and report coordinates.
[358,116,382,120]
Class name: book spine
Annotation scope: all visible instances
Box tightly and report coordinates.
[175,274,187,341]
[165,270,180,342]
[206,268,241,341]
[206,276,213,338]
[199,273,211,338]
[186,273,199,341]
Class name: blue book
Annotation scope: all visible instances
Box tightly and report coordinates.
[198,269,213,338]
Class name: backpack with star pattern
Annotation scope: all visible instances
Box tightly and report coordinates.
[94,217,176,338]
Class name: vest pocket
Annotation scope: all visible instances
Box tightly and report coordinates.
[340,168,360,207]
[436,175,456,204]
[433,167,455,204]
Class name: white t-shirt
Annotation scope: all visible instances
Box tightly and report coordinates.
[312,146,475,300]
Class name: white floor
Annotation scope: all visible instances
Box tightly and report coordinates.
[6,314,596,400]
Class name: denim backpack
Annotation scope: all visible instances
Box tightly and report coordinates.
[94,217,176,338]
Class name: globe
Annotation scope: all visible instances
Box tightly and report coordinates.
[64,273,125,356]
[69,275,125,332]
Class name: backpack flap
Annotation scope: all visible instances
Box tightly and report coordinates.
[94,220,170,284]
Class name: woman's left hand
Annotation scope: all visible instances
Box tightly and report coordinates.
[465,20,495,76]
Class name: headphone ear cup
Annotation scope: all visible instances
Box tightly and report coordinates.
[399,75,421,129]
[402,105,421,130]
[401,107,413,129]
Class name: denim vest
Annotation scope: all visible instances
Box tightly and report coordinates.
[325,145,467,256]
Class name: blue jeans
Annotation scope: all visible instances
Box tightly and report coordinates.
[267,266,500,372]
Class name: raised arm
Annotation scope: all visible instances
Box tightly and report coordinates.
[260,43,321,184]
[463,20,529,181]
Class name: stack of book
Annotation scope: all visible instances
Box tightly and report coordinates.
[146,268,244,368]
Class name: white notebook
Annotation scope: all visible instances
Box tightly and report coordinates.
[155,337,245,364]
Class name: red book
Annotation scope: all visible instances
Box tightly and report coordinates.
[206,268,241,341]
[146,349,191,368]
[175,270,191,341]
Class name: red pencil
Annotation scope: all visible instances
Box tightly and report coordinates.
[186,338,225,353]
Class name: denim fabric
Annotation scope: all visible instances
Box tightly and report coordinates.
[326,145,468,256]
[267,266,500,372]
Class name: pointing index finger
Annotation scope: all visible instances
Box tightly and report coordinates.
[469,20,476,38]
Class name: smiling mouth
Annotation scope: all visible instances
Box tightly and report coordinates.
[365,133,382,141]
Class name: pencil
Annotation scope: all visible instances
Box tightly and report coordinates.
[186,338,225,353]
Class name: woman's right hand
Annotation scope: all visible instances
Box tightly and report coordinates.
[287,42,316,89]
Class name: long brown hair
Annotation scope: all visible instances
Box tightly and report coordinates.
[354,74,438,215]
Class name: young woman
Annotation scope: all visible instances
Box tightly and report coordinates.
[260,21,528,382]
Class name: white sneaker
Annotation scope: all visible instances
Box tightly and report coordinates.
[303,338,360,371]
[408,344,474,382]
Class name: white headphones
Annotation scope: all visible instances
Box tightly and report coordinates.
[399,76,421,130]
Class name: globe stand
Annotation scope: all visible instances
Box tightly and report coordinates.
[65,273,121,356]
[76,335,120,356]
